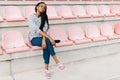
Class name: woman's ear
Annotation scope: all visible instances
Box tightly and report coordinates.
[37,7,38,10]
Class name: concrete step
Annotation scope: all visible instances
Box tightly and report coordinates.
[0,61,13,80]
[13,52,120,80]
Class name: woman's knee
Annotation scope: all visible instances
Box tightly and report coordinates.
[31,37,42,46]
[45,38,51,44]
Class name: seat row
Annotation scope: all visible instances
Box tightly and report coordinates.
[0,5,120,22]
[0,22,120,55]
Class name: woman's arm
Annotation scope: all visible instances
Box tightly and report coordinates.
[42,36,47,49]
[39,31,49,38]
[40,31,55,46]
[40,21,55,46]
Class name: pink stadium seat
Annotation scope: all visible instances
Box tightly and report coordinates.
[58,5,77,19]
[114,22,120,35]
[68,26,91,44]
[47,6,61,20]
[85,24,107,42]
[110,5,120,16]
[99,5,115,17]
[2,31,30,54]
[24,6,35,19]
[72,5,91,18]
[26,31,42,50]
[86,5,102,17]
[0,48,3,55]
[3,6,25,22]
[48,27,73,47]
[0,16,3,22]
[100,23,120,39]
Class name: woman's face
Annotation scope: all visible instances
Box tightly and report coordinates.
[37,3,46,13]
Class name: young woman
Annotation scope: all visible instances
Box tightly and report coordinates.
[28,2,64,79]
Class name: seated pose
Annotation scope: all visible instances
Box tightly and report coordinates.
[28,2,64,79]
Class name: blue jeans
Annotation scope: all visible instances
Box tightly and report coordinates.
[31,37,55,64]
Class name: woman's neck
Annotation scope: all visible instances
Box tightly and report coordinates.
[35,12,41,18]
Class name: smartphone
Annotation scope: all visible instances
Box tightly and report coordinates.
[54,40,60,43]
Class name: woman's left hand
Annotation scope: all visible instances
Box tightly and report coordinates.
[50,38,56,46]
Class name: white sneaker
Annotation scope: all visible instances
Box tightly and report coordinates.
[56,63,65,70]
[45,70,52,79]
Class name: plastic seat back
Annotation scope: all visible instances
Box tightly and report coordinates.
[48,27,68,42]
[2,31,26,49]
[3,6,25,21]
[48,27,73,47]
[100,23,114,36]
[68,26,85,40]
[72,5,90,18]
[24,6,35,19]
[110,5,120,15]
[100,23,120,39]
[114,22,120,35]
[47,6,61,20]
[85,24,101,38]
[58,5,76,19]
[86,5,100,17]
[68,26,92,43]
[99,5,113,16]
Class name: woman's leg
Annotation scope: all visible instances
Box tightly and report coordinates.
[45,38,64,70]
[45,38,60,64]
[31,37,53,78]
[31,37,64,71]
[31,37,51,70]
[52,55,60,64]
[43,49,50,70]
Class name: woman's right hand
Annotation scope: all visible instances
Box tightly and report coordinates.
[42,37,47,49]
